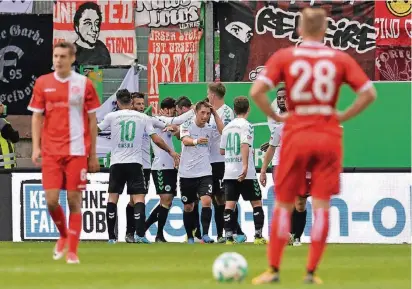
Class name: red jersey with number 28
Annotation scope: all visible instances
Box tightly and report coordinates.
[28,72,100,156]
[258,41,372,136]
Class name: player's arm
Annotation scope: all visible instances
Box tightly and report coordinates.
[238,124,253,182]
[169,109,195,125]
[260,128,280,187]
[147,120,180,166]
[180,122,207,146]
[85,79,101,173]
[250,51,286,123]
[27,78,45,166]
[338,55,377,122]
[219,130,227,155]
[210,106,224,135]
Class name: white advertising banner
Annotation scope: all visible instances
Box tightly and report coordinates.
[0,0,33,13]
[12,173,411,244]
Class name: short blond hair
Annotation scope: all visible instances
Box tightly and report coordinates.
[208,82,226,99]
[299,8,327,37]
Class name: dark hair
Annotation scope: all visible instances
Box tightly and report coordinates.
[73,2,102,30]
[195,100,211,111]
[277,87,285,95]
[116,89,131,105]
[53,41,76,55]
[131,92,145,99]
[176,96,192,109]
[161,97,176,109]
[208,82,226,99]
[233,96,249,115]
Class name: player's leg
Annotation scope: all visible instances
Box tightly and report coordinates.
[155,170,177,242]
[107,164,125,243]
[130,164,150,243]
[145,170,162,231]
[243,179,266,245]
[65,156,88,264]
[304,137,341,284]
[125,198,135,243]
[193,200,202,240]
[180,177,197,243]
[223,180,239,244]
[233,204,246,236]
[199,176,214,243]
[290,195,307,246]
[212,163,226,243]
[253,139,306,284]
[42,155,67,260]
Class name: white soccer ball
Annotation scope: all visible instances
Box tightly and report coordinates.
[212,252,248,282]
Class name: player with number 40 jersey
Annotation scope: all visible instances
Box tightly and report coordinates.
[219,96,266,245]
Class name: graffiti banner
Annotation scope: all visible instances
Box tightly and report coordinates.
[217,1,376,81]
[135,0,201,29]
[375,47,411,81]
[147,29,202,113]
[375,0,412,47]
[53,0,136,66]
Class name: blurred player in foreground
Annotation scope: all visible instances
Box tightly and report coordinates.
[260,91,308,247]
[220,96,266,245]
[250,8,376,284]
[29,41,101,264]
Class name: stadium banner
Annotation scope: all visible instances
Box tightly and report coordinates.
[135,0,202,29]
[96,66,139,158]
[216,0,376,81]
[0,0,33,13]
[12,172,411,244]
[53,0,136,66]
[147,29,202,114]
[158,82,411,169]
[0,14,53,115]
[375,0,412,47]
[375,47,411,81]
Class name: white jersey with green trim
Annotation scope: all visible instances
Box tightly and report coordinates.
[179,118,220,178]
[220,118,257,180]
[98,109,156,166]
[210,104,234,163]
[151,110,195,171]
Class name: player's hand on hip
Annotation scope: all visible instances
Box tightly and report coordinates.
[260,172,267,187]
[88,155,100,173]
[31,147,41,166]
[198,137,208,144]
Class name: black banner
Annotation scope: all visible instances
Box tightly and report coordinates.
[0,14,53,115]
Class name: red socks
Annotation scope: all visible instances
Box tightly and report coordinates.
[307,208,329,273]
[68,213,82,255]
[267,207,291,271]
[49,205,67,238]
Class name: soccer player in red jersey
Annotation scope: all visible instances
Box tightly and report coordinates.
[250,8,376,284]
[28,42,100,264]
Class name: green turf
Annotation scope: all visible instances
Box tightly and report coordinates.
[0,242,409,289]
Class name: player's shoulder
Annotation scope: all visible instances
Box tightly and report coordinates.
[181,118,193,128]
[35,72,55,86]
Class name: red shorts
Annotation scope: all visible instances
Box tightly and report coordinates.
[42,155,88,191]
[274,130,342,203]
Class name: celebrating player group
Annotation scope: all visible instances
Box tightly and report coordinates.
[29,8,376,286]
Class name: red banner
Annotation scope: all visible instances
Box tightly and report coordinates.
[375,0,412,47]
[53,0,136,65]
[375,47,411,81]
[147,29,202,113]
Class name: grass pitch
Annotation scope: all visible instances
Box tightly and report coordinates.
[0,242,409,289]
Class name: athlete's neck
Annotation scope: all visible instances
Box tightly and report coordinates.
[236,114,247,119]
[212,99,225,110]
[195,118,205,128]
[55,70,71,80]
[301,37,324,44]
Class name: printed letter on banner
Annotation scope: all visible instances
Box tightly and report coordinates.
[375,0,412,47]
[147,29,203,113]
[53,0,136,66]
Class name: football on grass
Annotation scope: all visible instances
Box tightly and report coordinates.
[212,252,248,282]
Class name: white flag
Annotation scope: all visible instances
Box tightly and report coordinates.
[96,67,139,158]
[96,67,139,122]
